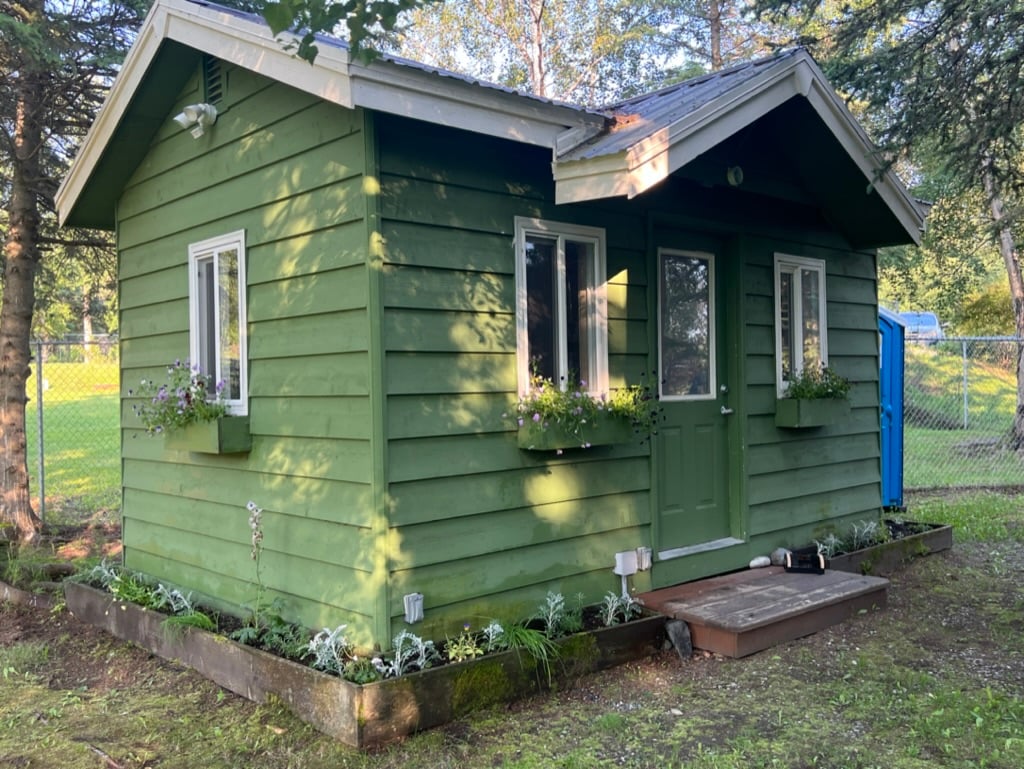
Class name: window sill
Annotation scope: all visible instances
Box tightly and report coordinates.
[164,416,252,454]
[774,398,850,429]
[517,413,634,450]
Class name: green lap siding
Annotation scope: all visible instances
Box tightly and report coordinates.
[117,64,381,644]
[376,116,653,639]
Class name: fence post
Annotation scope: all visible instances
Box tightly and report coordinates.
[960,339,969,430]
[35,340,45,524]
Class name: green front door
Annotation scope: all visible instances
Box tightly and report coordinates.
[654,237,735,558]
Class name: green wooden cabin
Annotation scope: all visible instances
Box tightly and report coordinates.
[58,0,925,648]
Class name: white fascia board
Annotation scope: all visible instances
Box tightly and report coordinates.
[349,63,604,149]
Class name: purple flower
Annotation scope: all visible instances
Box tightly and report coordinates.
[532,413,541,423]
[517,417,524,427]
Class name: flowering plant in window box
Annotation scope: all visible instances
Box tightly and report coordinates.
[775,364,851,428]
[511,374,659,451]
[131,360,250,453]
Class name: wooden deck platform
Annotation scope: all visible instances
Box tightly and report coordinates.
[640,567,888,658]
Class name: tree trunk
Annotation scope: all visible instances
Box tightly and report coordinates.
[709,0,723,71]
[527,0,546,97]
[1,41,44,542]
[982,162,1024,449]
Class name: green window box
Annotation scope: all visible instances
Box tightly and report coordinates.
[517,413,634,450]
[774,398,850,429]
[164,416,252,454]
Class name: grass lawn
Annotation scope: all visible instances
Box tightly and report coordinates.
[25,361,120,520]
[2,491,1023,768]
[904,343,1023,490]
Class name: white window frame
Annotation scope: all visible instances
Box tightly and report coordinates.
[514,217,608,396]
[188,230,248,415]
[657,248,717,401]
[774,253,828,397]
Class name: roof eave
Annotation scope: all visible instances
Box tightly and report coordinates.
[58,0,604,228]
[553,51,925,246]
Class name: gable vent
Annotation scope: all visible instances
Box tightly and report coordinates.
[203,56,224,105]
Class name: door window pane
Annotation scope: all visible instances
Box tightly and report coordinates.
[660,252,713,398]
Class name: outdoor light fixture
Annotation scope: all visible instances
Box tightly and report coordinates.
[172,102,218,138]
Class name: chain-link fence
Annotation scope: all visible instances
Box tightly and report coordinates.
[904,336,1024,490]
[27,338,120,521]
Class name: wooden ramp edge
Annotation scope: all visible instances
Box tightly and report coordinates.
[642,568,888,658]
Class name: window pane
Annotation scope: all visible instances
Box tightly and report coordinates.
[800,268,821,370]
[779,270,794,379]
[196,258,216,380]
[525,235,557,383]
[218,248,241,400]
[660,253,711,396]
[564,240,593,388]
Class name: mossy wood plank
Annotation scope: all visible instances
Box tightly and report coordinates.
[120,265,187,310]
[389,432,649,483]
[388,528,643,613]
[120,299,187,339]
[382,308,514,353]
[122,104,363,220]
[747,458,880,506]
[126,519,377,617]
[387,392,514,439]
[250,354,370,397]
[250,396,372,440]
[387,491,651,569]
[249,310,370,359]
[380,221,512,273]
[386,352,514,395]
[248,266,368,322]
[389,457,650,526]
[747,433,879,475]
[382,265,513,312]
[247,227,368,284]
[124,488,375,571]
[122,457,374,527]
[120,174,366,251]
[747,483,882,537]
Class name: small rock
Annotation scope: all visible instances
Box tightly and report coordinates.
[770,547,791,566]
[670,708,683,716]
[666,619,692,660]
[749,555,771,568]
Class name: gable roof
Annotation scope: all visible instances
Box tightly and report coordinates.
[58,0,923,247]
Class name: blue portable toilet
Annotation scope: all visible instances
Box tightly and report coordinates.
[878,307,905,509]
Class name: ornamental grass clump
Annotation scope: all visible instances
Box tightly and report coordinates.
[130,360,227,434]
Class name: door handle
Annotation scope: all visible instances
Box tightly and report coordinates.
[721,406,734,415]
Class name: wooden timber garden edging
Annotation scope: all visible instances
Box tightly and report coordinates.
[796,522,953,576]
[64,582,666,748]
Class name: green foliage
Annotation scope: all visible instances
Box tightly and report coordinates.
[261,0,436,61]
[129,361,228,434]
[959,282,1016,336]
[307,625,353,675]
[161,611,218,637]
[599,591,642,627]
[511,375,659,448]
[535,591,584,639]
[491,622,559,685]
[445,624,485,663]
[782,364,850,400]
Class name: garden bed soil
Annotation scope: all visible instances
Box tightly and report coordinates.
[797,521,953,576]
[64,581,666,748]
